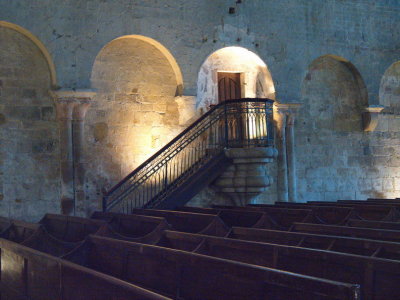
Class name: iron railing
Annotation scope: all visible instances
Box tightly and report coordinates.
[103,98,274,212]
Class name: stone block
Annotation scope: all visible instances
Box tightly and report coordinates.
[4,106,41,121]
[41,106,54,121]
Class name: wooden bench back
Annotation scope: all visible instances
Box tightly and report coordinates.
[62,235,359,300]
[0,238,169,300]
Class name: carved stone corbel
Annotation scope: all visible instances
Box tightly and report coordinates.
[362,106,384,132]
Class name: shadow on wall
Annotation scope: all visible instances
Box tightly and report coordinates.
[85,35,184,209]
[196,46,275,114]
[301,54,368,132]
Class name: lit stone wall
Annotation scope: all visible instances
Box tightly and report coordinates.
[0,26,59,221]
[85,37,185,212]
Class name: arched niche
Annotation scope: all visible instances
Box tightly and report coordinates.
[301,54,368,132]
[379,61,400,113]
[0,21,57,87]
[0,22,59,221]
[87,35,184,202]
[196,47,275,113]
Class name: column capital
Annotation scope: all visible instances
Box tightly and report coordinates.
[274,102,302,126]
[274,102,302,116]
[50,89,96,121]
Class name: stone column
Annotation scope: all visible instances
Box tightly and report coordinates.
[51,89,96,215]
[274,103,301,203]
[73,101,92,215]
[53,99,76,215]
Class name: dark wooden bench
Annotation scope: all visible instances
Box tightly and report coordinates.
[181,206,311,230]
[292,222,400,243]
[39,214,106,242]
[0,238,169,300]
[347,219,400,231]
[305,202,400,221]
[270,202,399,224]
[228,227,400,260]
[179,207,265,227]
[130,209,229,236]
[0,219,40,243]
[20,226,80,257]
[92,211,170,243]
[164,230,395,300]
[63,235,359,300]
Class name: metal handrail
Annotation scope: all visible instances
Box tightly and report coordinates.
[103,98,274,212]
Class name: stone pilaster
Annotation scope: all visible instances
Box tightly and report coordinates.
[274,103,301,203]
[51,89,95,215]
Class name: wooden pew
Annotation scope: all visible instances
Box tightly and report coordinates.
[0,219,40,243]
[347,219,400,231]
[39,214,106,242]
[20,226,80,257]
[248,204,354,225]
[92,211,170,243]
[275,202,399,221]
[0,238,170,300]
[178,207,264,227]
[228,227,400,260]
[63,235,360,300]
[292,222,400,243]
[181,206,311,230]
[130,209,229,236]
[156,230,400,299]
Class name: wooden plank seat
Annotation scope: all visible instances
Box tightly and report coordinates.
[228,227,400,260]
[0,238,170,300]
[292,222,400,243]
[181,206,311,230]
[20,226,80,257]
[347,219,400,231]
[0,219,41,243]
[62,235,360,300]
[130,209,229,236]
[92,211,170,243]
[304,202,400,221]
[248,204,354,225]
[178,207,265,227]
[39,214,106,242]
[156,230,400,300]
[276,202,399,225]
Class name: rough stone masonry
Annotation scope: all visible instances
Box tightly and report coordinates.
[0,0,399,220]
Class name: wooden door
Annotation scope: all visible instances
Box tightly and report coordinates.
[218,72,241,103]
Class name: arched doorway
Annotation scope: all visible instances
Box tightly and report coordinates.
[197,46,275,113]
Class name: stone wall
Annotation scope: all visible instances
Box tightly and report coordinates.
[0,26,59,221]
[84,36,186,213]
[0,0,400,218]
[296,55,400,201]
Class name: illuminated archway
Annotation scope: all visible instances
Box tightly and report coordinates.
[197,46,275,113]
[86,35,184,204]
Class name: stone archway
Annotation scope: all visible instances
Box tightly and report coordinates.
[0,22,59,221]
[301,54,368,132]
[85,35,184,211]
[380,61,400,113]
[196,46,275,113]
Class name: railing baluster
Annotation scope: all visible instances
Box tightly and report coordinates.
[104,99,274,212]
